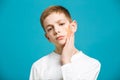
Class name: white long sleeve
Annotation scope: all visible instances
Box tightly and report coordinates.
[61,60,100,80]
[29,51,101,80]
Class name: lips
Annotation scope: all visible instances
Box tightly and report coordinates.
[56,36,64,40]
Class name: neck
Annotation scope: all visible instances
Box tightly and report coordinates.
[54,45,78,55]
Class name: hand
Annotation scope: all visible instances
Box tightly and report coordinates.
[61,26,75,65]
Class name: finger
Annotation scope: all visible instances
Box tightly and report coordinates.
[65,29,73,47]
[69,34,74,46]
[64,35,70,47]
[65,34,72,47]
[64,25,73,47]
[69,32,74,47]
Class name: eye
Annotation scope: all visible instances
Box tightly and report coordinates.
[47,28,53,32]
[59,23,65,26]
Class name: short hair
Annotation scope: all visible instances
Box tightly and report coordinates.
[40,5,72,31]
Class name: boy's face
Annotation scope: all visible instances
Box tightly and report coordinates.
[43,12,76,47]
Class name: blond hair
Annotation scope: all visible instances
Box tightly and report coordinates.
[40,5,72,31]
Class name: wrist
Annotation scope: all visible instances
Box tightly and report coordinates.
[61,57,71,65]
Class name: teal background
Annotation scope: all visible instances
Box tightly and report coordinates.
[0,0,120,80]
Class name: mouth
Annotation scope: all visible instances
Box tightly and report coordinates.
[56,36,64,40]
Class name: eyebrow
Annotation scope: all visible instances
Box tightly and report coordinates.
[45,24,53,28]
[56,19,65,23]
[45,19,66,28]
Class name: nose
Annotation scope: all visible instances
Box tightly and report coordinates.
[54,26,60,35]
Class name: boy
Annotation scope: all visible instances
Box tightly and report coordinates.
[29,5,101,80]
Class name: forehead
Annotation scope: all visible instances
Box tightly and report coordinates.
[43,13,68,26]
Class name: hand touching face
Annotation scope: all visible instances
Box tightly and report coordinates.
[43,12,77,47]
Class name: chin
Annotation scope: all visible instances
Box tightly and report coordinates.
[56,40,66,46]
[59,40,66,45]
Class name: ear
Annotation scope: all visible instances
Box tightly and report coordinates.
[45,33,51,42]
[70,20,77,33]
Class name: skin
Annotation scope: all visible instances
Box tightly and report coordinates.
[43,12,78,65]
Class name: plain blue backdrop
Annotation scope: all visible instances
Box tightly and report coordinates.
[0,0,120,80]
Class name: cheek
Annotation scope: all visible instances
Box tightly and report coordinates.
[46,33,54,41]
[65,25,72,37]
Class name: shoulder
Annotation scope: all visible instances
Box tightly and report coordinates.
[74,51,101,68]
[31,52,53,69]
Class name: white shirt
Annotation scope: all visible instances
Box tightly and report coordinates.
[29,51,101,80]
